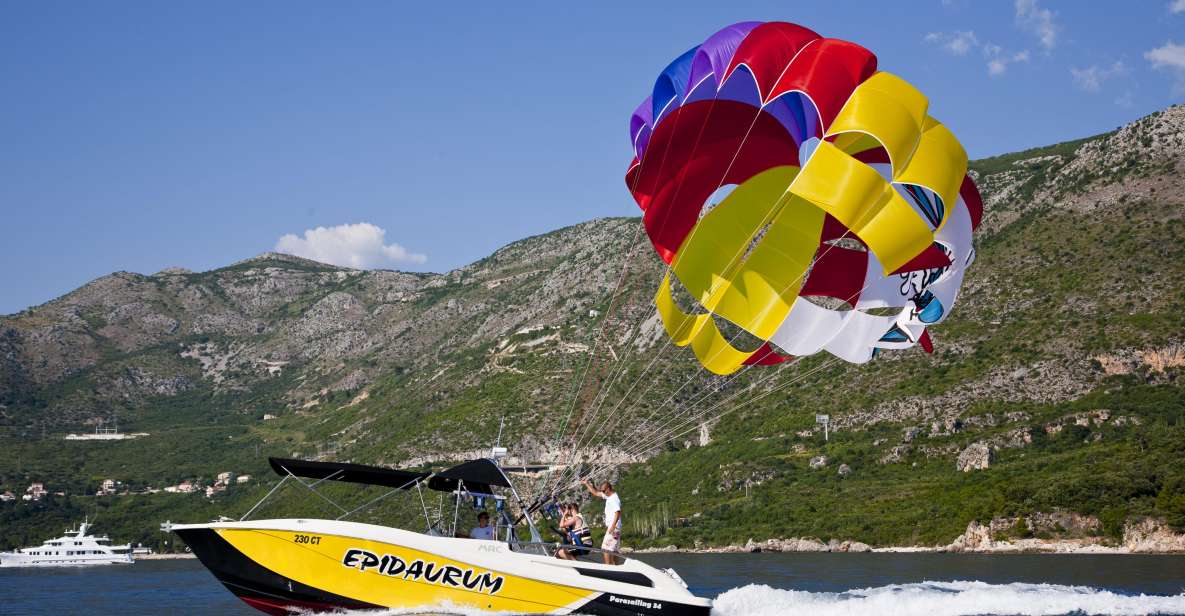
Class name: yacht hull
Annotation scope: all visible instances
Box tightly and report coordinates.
[173,519,711,616]
[0,554,133,568]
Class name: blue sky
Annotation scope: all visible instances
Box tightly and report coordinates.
[2,1,1183,314]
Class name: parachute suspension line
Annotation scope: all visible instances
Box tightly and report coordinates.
[547,328,675,493]
[557,20,981,498]
[558,52,854,489]
[580,360,805,483]
[569,220,882,493]
[588,352,769,462]
[554,99,771,480]
[562,202,851,493]
[541,84,711,498]
[580,356,842,486]
[540,221,645,491]
[549,175,769,495]
[557,33,907,496]
[542,78,742,498]
[577,216,902,489]
[567,347,772,492]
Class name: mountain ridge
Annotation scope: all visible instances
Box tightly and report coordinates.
[1,105,1183,552]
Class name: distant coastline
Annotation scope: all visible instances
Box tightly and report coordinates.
[627,542,1149,555]
[627,517,1185,555]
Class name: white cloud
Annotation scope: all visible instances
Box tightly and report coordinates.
[1145,41,1185,93]
[275,222,427,269]
[987,50,1031,77]
[925,30,979,56]
[1115,91,1135,108]
[1170,0,1185,14]
[1145,41,1185,70]
[925,31,1028,77]
[1070,61,1128,93]
[1015,0,1059,50]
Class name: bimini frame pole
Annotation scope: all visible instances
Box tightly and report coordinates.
[489,458,543,544]
[243,465,350,520]
[451,480,465,537]
[336,473,435,521]
[415,481,432,531]
[241,476,290,521]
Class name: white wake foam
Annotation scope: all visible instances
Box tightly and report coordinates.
[292,580,1185,616]
[711,581,1185,616]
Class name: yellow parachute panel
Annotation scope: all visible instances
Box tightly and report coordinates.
[655,274,754,375]
[826,72,928,172]
[792,141,932,274]
[896,116,968,230]
[669,167,825,340]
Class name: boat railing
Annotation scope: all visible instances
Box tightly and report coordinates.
[508,540,624,565]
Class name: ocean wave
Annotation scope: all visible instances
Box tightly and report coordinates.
[711,581,1185,616]
[286,580,1185,616]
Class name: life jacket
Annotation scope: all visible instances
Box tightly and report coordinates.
[569,514,591,546]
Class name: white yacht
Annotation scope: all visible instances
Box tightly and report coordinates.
[0,520,134,567]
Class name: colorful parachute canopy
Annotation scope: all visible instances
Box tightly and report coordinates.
[626,21,982,375]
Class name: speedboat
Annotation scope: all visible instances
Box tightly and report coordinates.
[169,455,711,615]
[0,519,134,567]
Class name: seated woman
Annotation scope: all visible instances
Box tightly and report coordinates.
[566,503,592,558]
[552,503,576,560]
[554,503,592,560]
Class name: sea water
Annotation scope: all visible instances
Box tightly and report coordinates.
[1,553,1183,615]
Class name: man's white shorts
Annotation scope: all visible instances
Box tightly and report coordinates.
[601,532,620,552]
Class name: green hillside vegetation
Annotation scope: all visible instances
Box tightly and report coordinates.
[2,107,1184,552]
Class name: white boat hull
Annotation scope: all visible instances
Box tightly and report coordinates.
[0,552,133,568]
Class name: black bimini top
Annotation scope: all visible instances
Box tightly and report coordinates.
[268,457,511,495]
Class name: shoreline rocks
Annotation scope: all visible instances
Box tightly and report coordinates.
[625,515,1185,555]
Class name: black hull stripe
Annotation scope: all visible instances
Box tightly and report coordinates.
[573,591,712,616]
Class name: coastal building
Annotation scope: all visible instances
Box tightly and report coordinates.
[167,480,198,494]
[0,491,14,502]
[63,424,148,441]
[98,479,117,496]
[24,483,47,501]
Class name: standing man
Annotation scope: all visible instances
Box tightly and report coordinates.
[582,478,621,564]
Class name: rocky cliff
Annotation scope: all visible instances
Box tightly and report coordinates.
[1,105,1184,550]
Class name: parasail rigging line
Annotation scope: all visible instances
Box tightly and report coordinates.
[541,68,755,497]
[551,48,871,489]
[553,212,891,497]
[578,356,842,488]
[552,177,860,494]
[540,85,723,497]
